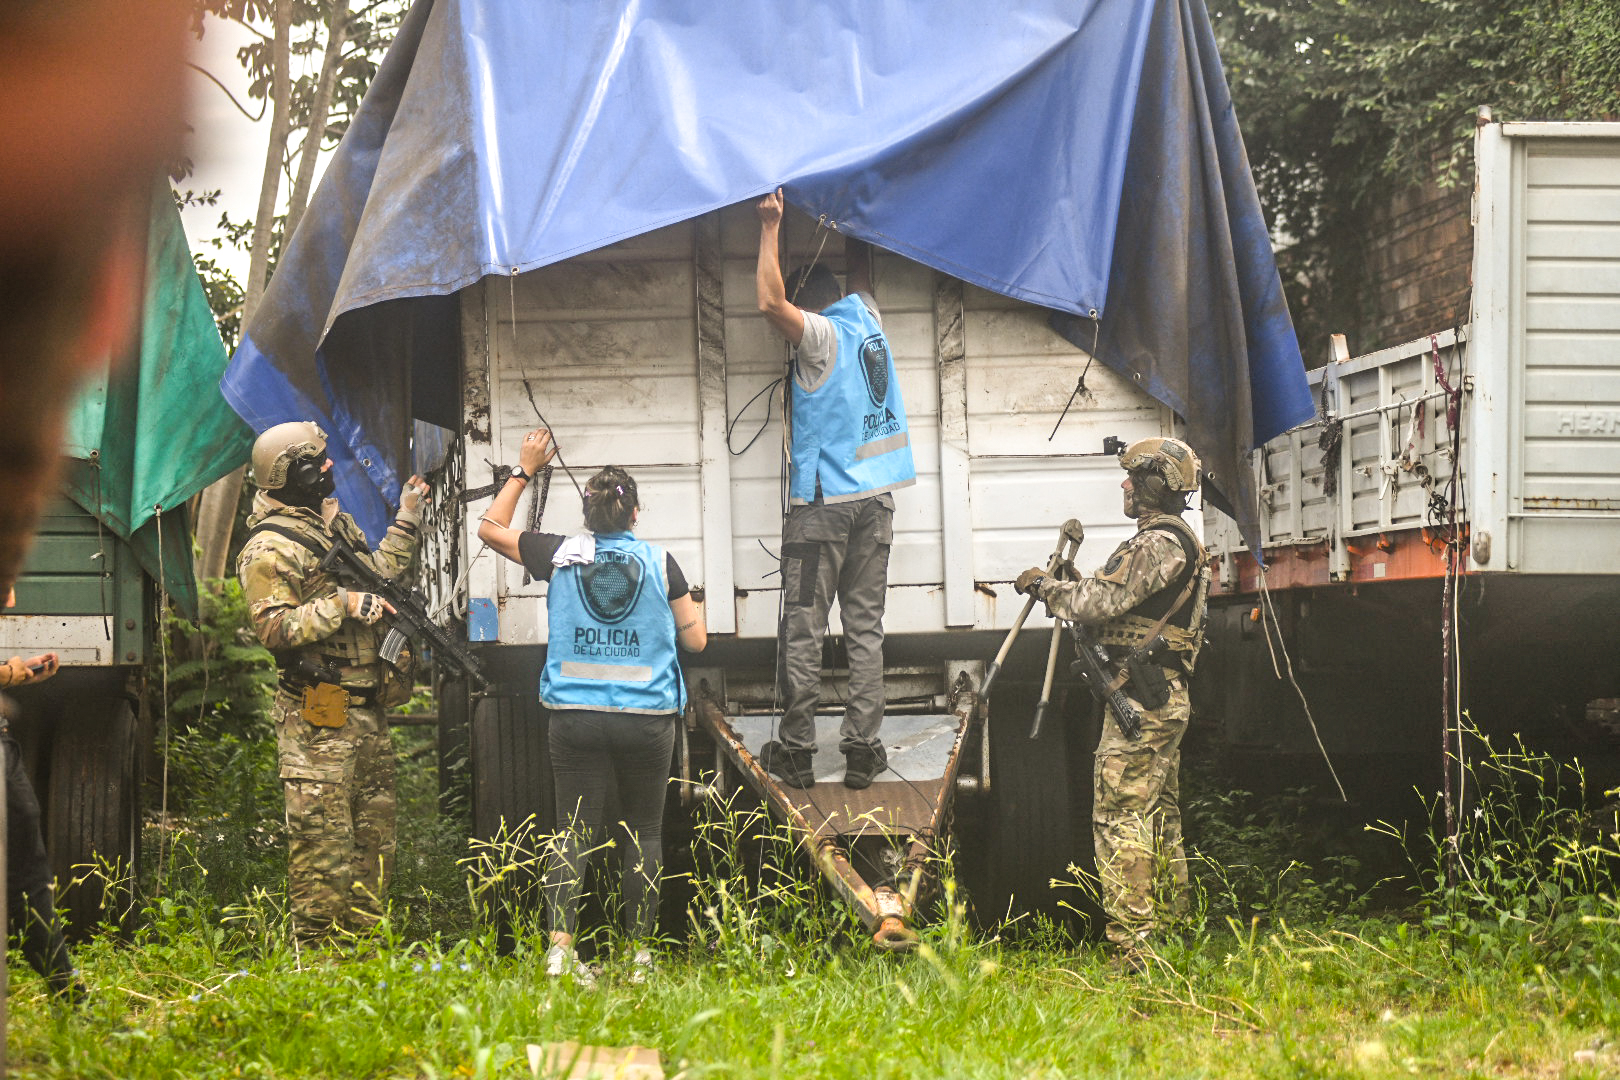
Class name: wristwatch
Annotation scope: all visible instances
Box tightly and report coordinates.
[509,466,531,483]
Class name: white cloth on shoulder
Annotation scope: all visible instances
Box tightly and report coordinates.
[551,533,596,568]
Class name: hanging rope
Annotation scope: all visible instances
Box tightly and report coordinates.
[764,210,835,807]
[1256,565,1349,802]
[1252,469,1348,801]
[1048,312,1100,441]
[154,503,174,895]
[519,465,554,587]
[1431,331,1467,888]
[506,267,584,499]
[726,377,784,456]
[91,455,112,641]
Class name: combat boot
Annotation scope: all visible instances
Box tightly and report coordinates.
[761,741,815,789]
[842,745,886,790]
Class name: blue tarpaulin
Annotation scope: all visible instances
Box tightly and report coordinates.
[223,0,1313,552]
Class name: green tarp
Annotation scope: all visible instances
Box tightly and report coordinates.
[60,185,253,617]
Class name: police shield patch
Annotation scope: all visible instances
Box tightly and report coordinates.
[577,555,644,624]
[859,334,890,409]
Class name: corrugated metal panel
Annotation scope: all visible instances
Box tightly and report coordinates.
[1518,140,1620,513]
[1207,124,1620,581]
[1203,332,1466,577]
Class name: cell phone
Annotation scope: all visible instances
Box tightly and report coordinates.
[27,661,49,675]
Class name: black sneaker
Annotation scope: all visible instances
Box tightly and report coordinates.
[761,741,816,789]
[842,746,886,790]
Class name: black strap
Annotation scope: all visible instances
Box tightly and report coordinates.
[1132,520,1204,627]
[246,518,333,561]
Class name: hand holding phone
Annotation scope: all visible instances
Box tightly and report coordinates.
[2,653,58,687]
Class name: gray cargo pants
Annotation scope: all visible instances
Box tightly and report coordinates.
[776,495,893,759]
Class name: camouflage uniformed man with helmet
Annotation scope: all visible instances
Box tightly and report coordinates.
[236,421,429,942]
[1014,436,1211,952]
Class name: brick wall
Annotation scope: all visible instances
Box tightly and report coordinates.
[1359,174,1473,351]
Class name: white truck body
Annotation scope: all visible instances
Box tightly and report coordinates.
[433,204,1183,651]
[1193,118,1620,775]
[1203,119,1620,581]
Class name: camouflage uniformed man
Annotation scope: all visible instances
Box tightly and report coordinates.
[1014,437,1210,951]
[236,422,428,942]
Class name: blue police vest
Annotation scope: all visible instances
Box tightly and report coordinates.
[541,533,686,715]
[789,293,917,504]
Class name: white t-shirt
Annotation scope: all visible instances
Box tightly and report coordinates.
[793,291,882,393]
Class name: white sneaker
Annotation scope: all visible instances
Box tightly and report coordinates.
[629,947,655,985]
[545,943,595,987]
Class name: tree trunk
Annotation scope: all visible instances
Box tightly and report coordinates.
[196,0,294,588]
[285,0,352,239]
[242,0,294,327]
[193,464,247,585]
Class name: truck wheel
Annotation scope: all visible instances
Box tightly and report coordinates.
[469,693,551,952]
[46,696,141,939]
[470,693,552,839]
[956,680,1094,931]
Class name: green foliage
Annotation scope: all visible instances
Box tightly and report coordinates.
[1185,784,1370,925]
[1213,0,1620,351]
[683,790,862,967]
[391,718,476,938]
[14,870,1620,1077]
[197,0,410,150]
[189,251,244,353]
[1370,724,1620,1018]
[149,579,283,903]
[160,577,276,733]
[21,699,1620,1076]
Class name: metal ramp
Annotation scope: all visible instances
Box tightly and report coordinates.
[693,676,978,951]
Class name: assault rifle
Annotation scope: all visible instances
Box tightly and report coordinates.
[1064,620,1142,740]
[316,535,488,690]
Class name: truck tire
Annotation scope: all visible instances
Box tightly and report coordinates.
[46,696,141,939]
[470,693,552,840]
[469,692,551,952]
[956,680,1095,931]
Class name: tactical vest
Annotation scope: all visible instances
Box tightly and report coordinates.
[245,511,386,689]
[788,293,917,505]
[542,533,685,715]
[1096,516,1212,673]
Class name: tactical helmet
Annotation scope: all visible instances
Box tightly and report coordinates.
[1119,436,1201,493]
[251,421,328,490]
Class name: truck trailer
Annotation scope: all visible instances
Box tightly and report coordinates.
[1199,114,1620,799]
[425,206,1191,932]
[3,188,245,934]
[219,0,1316,937]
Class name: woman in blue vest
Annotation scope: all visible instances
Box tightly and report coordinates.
[478,429,706,981]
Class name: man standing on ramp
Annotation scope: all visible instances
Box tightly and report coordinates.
[755,189,916,791]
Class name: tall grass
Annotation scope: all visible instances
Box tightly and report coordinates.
[15,690,1620,1076]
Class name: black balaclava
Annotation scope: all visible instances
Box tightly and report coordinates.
[278,455,335,512]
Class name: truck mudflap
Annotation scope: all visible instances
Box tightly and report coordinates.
[693,678,978,952]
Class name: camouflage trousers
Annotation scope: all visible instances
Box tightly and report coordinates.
[1093,678,1190,948]
[272,688,396,941]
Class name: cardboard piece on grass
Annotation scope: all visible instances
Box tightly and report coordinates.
[528,1042,664,1080]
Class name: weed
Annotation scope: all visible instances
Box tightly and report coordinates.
[1184,783,1372,924]
[1369,722,1620,1021]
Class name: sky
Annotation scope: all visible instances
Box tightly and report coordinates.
[180,14,329,287]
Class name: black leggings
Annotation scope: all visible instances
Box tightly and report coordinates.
[544,709,676,938]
